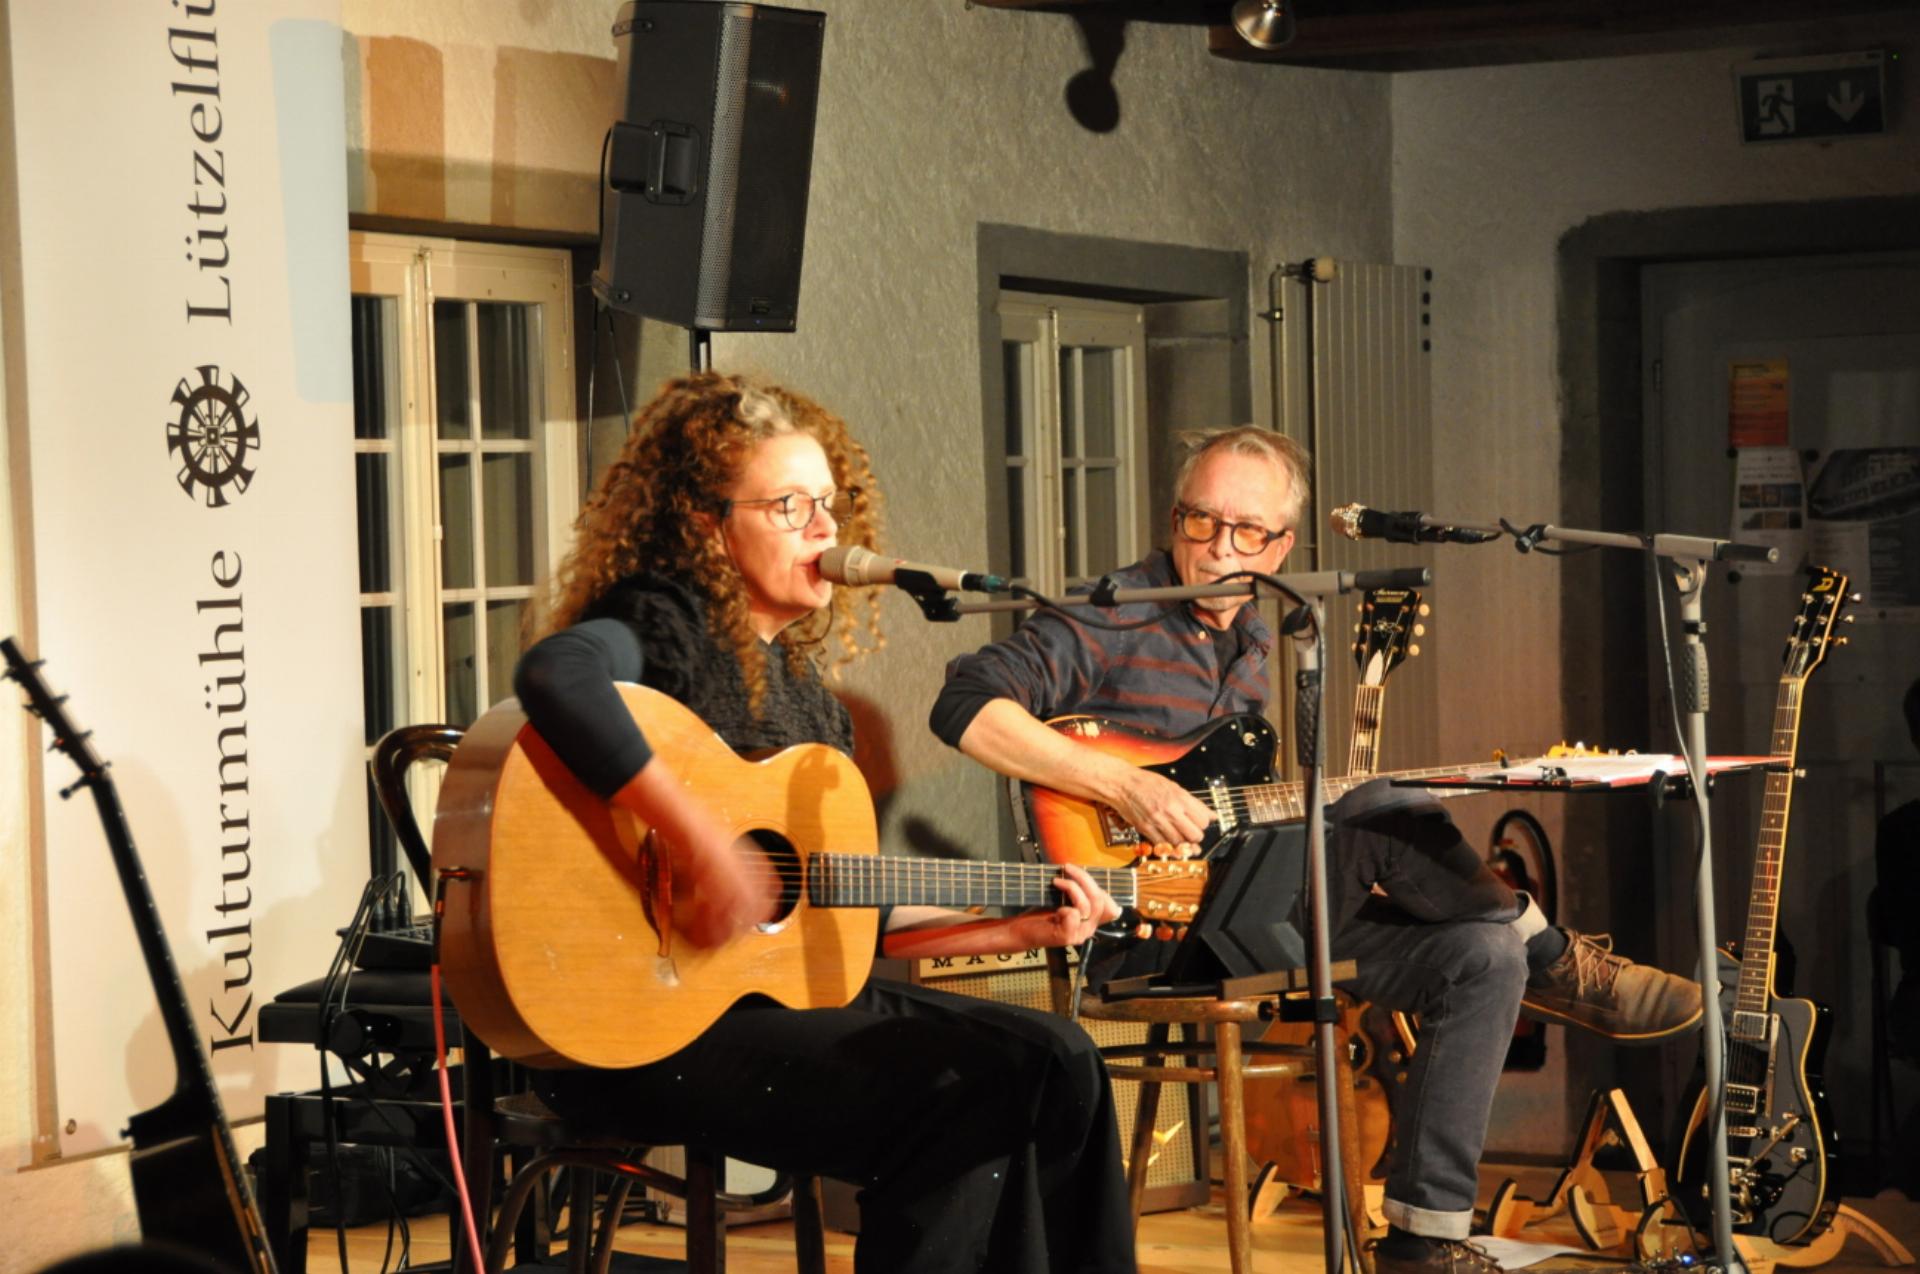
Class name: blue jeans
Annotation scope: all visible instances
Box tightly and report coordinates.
[1323,780,1530,1238]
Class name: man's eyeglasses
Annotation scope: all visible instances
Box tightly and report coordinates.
[1174,505,1290,556]
[721,488,859,532]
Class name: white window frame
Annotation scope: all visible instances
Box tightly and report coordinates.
[996,292,1150,597]
[349,229,578,737]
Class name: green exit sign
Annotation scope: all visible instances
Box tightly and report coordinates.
[1735,52,1889,144]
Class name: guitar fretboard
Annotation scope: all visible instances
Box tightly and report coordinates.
[808,854,1137,910]
[1734,677,1802,1019]
[1226,762,1477,828]
[1348,685,1385,778]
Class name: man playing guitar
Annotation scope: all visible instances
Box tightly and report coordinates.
[930,425,1702,1274]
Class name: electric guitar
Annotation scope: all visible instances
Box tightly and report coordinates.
[431,683,1207,1068]
[1674,566,1853,1244]
[1,638,277,1273]
[1011,716,1494,869]
[1344,586,1427,777]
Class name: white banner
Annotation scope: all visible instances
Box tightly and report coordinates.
[10,0,363,1153]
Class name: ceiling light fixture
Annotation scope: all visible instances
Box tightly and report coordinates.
[1231,0,1297,50]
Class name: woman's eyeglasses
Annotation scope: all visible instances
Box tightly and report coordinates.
[1174,505,1289,555]
[721,488,859,531]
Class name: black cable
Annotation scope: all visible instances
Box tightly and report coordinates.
[1497,517,1598,556]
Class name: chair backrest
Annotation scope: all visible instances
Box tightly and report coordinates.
[369,723,464,928]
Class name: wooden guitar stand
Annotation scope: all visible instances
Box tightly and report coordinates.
[1487,1089,1916,1273]
[1485,1088,1682,1257]
[1729,1206,1914,1274]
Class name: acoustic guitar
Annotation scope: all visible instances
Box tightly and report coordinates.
[1675,566,1852,1244]
[2,638,277,1273]
[432,683,1208,1069]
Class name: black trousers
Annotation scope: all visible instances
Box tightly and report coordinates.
[535,978,1137,1274]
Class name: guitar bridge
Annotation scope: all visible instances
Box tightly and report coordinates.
[1098,807,1142,849]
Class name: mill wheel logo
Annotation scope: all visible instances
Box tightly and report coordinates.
[166,365,260,507]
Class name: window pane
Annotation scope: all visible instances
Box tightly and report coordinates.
[482,453,534,586]
[434,300,472,441]
[1081,347,1118,456]
[352,296,390,441]
[1062,469,1080,579]
[359,604,396,746]
[356,452,392,594]
[443,602,477,728]
[1058,347,1079,456]
[440,454,475,589]
[1085,464,1120,575]
[1006,467,1028,582]
[486,599,526,710]
[1002,341,1030,457]
[477,303,535,441]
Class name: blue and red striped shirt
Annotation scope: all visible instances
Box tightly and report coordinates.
[930,549,1274,745]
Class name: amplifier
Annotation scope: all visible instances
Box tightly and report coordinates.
[913,948,1210,1214]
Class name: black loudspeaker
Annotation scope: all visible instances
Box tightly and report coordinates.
[592,1,826,332]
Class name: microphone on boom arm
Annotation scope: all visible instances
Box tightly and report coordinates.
[817,545,1010,594]
[1329,502,1498,546]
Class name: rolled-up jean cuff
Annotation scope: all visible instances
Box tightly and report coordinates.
[1383,1197,1473,1240]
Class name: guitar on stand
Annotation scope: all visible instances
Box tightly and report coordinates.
[2,638,277,1273]
[1674,567,1851,1250]
[1246,588,1427,1219]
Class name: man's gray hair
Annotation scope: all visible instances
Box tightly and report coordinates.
[1171,426,1312,530]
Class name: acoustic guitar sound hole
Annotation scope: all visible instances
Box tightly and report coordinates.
[744,830,804,929]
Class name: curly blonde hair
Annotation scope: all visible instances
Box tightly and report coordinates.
[542,370,885,709]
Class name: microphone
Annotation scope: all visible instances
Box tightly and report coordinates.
[1330,503,1497,546]
[817,545,1010,594]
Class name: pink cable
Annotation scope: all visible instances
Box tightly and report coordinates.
[433,962,489,1273]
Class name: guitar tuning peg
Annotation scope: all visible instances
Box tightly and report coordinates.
[1418,604,1431,617]
[1408,644,1421,658]
[1842,615,1855,623]
[1412,623,1426,637]
[1834,636,1850,647]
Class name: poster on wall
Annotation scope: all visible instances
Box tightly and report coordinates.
[8,0,363,1153]
[1728,358,1790,448]
[1729,447,1804,576]
[1805,368,1920,622]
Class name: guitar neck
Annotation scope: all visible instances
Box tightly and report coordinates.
[1348,685,1385,778]
[1232,762,1478,826]
[810,854,1137,910]
[1733,675,1805,1017]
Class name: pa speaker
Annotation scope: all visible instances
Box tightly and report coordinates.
[592,1,826,332]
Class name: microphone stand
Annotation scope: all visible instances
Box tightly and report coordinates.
[921,564,1430,1274]
[1359,512,1773,1274]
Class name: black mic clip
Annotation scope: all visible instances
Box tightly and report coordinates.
[1087,574,1122,608]
[1507,521,1549,554]
[893,568,962,623]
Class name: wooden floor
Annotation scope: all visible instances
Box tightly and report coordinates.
[306,1171,1920,1274]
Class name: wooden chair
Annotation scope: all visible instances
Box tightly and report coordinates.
[1045,949,1372,1274]
[370,723,828,1274]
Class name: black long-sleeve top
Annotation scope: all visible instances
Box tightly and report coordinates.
[512,574,854,797]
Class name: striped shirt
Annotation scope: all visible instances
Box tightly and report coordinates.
[930,549,1274,746]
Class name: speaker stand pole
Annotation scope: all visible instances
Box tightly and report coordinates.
[690,326,711,373]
